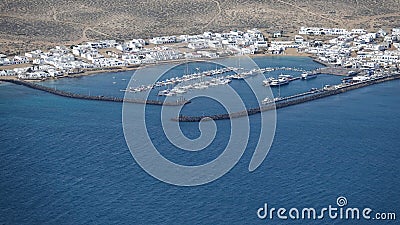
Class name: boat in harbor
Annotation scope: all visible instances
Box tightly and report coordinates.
[263,77,274,86]
[262,97,283,105]
[158,89,170,96]
[230,74,247,80]
[301,72,317,80]
[262,97,274,104]
[269,78,290,86]
[264,75,291,86]
[156,77,232,96]
[172,88,187,94]
[278,74,293,79]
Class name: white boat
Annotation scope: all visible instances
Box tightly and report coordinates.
[262,97,273,104]
[301,72,317,80]
[194,84,208,89]
[278,74,293,79]
[173,88,187,94]
[231,74,246,80]
[269,78,289,86]
[158,90,170,96]
[221,79,231,85]
[209,81,219,86]
[263,77,274,86]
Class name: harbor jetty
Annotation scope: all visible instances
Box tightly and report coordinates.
[173,73,400,122]
[0,79,189,106]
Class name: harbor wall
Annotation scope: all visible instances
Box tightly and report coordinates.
[0,79,188,106]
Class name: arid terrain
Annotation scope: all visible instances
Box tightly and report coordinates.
[1,0,400,54]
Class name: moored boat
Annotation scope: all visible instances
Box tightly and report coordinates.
[269,78,289,86]
[263,77,274,86]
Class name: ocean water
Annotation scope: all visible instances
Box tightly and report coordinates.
[1,56,399,224]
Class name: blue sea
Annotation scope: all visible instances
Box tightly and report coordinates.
[1,56,399,224]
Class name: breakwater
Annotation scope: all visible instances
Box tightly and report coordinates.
[0,79,189,106]
[312,67,359,76]
[174,73,400,122]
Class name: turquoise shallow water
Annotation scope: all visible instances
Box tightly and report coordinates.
[1,56,399,224]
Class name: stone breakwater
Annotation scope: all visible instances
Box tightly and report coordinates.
[0,79,189,106]
[173,73,400,122]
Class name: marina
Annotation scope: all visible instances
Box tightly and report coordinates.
[173,72,400,122]
[125,66,320,97]
[122,67,236,95]
[158,77,232,96]
[1,62,380,109]
[3,60,396,111]
[0,60,334,106]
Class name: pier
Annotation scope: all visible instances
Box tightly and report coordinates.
[0,79,189,106]
[173,73,400,122]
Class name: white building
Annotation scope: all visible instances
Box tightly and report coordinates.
[149,36,177,45]
[254,41,268,48]
[392,28,400,36]
[299,27,350,36]
[351,29,367,35]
